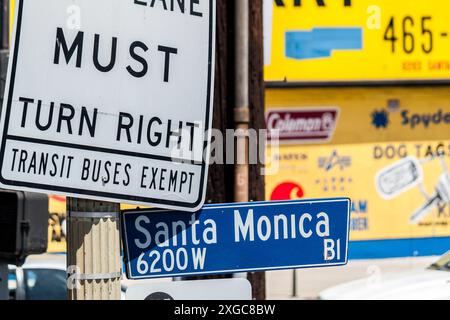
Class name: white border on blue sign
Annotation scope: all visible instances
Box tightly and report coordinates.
[121,198,351,280]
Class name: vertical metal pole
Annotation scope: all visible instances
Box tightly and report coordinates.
[0,263,8,300]
[67,199,121,300]
[234,0,250,204]
[234,0,250,283]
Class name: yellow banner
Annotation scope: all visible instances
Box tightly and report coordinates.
[265,0,450,82]
[266,141,450,241]
[266,87,450,145]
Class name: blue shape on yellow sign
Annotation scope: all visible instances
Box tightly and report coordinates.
[285,28,363,60]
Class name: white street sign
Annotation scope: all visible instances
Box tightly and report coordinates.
[126,279,252,300]
[0,0,215,211]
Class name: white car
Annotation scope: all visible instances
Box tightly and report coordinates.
[319,251,450,300]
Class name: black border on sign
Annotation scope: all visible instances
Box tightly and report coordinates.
[0,0,214,210]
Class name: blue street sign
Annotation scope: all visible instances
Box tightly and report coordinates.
[121,198,351,280]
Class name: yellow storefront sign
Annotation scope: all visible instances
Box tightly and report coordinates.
[265,0,450,82]
[266,141,450,241]
[266,86,450,257]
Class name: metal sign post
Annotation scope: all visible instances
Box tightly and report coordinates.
[67,199,121,300]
